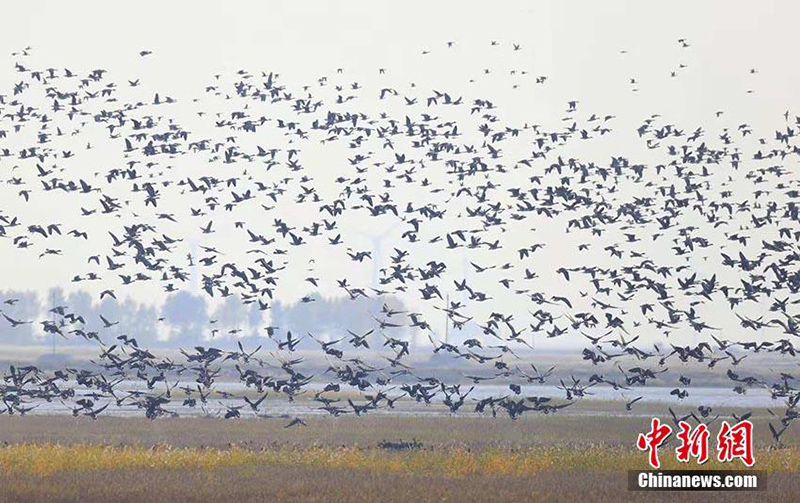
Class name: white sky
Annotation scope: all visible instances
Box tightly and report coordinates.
[0,0,798,347]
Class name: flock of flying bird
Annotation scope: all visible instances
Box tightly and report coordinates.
[0,40,799,443]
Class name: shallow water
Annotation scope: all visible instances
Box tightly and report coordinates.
[15,381,780,419]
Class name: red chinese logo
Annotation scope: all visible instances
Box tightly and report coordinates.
[637,418,754,468]
[675,421,709,464]
[636,418,673,468]
[717,420,755,467]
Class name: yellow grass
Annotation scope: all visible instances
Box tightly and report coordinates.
[0,443,795,478]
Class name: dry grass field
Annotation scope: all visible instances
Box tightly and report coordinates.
[0,414,795,502]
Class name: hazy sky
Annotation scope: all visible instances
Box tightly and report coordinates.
[2,0,798,119]
[1,1,798,347]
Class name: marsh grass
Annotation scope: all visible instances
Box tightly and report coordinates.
[1,443,795,477]
[0,415,796,502]
[0,444,796,503]
[1,413,796,449]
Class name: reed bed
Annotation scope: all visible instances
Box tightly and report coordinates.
[0,443,794,478]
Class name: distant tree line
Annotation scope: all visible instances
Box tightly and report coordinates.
[0,288,415,351]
